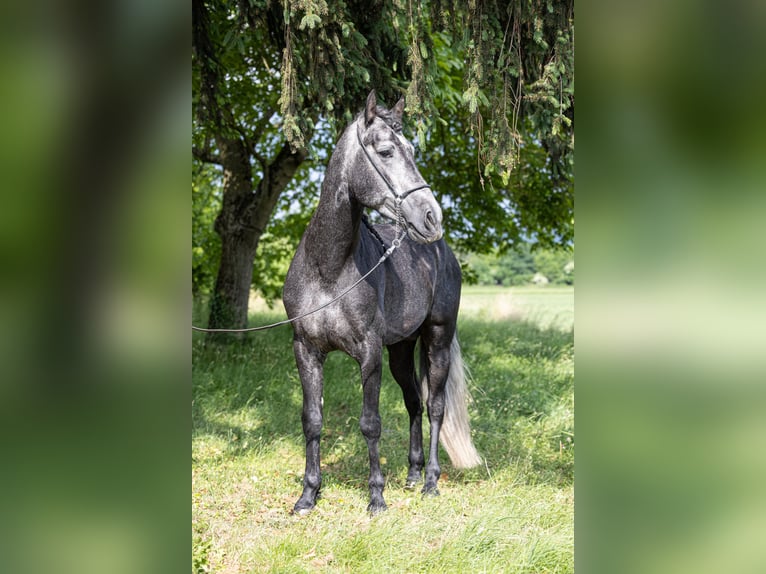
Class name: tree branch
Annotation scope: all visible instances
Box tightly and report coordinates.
[243,142,308,234]
[192,146,222,164]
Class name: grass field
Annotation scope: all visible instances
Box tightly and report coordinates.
[193,286,574,573]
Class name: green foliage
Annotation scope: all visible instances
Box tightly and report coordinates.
[417,27,573,253]
[193,0,574,299]
[533,248,575,285]
[421,1,574,187]
[252,216,312,303]
[192,164,222,295]
[191,527,211,574]
[250,156,322,302]
[464,246,574,286]
[277,0,412,149]
[193,0,284,150]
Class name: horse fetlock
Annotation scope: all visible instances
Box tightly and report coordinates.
[368,474,385,491]
[424,465,440,488]
[303,471,321,491]
[406,458,424,486]
[409,452,425,468]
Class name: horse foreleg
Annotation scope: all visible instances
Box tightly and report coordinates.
[358,347,387,514]
[387,341,424,488]
[293,337,325,515]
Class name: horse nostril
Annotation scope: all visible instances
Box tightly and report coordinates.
[425,210,435,230]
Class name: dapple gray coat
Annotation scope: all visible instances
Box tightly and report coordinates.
[283,91,480,515]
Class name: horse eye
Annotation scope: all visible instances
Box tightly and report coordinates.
[378,147,394,158]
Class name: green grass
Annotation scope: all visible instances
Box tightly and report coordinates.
[459,285,574,332]
[193,286,573,573]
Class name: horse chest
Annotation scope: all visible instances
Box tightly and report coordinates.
[295,293,383,352]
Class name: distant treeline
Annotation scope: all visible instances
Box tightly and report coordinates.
[462,245,574,286]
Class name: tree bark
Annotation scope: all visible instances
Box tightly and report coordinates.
[206,137,307,334]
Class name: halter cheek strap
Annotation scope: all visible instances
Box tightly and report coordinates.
[356,123,431,203]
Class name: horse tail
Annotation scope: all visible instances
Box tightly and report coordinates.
[420,334,482,469]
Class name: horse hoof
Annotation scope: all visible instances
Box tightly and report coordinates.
[405,472,422,489]
[292,507,312,516]
[421,486,440,497]
[367,501,388,515]
[292,500,316,516]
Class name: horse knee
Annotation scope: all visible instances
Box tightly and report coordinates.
[302,408,323,440]
[359,413,381,440]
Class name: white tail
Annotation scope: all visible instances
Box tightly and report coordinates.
[420,335,482,468]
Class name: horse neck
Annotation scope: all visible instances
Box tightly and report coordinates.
[302,127,363,278]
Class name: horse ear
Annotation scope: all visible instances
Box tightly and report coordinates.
[365,90,377,126]
[392,96,405,123]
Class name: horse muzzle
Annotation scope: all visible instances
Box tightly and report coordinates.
[404,197,443,244]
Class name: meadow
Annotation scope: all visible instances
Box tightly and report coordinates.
[193,286,574,573]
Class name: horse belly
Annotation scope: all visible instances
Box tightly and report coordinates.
[381,298,429,345]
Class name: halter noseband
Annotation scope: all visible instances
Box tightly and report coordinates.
[356,122,432,206]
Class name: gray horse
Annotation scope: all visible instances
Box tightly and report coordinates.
[283,91,481,515]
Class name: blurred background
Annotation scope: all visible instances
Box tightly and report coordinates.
[0,1,188,573]
[577,0,766,572]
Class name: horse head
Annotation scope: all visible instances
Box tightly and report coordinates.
[353,90,443,244]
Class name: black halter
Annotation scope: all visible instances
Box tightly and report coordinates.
[356,122,432,205]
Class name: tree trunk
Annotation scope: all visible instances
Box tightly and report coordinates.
[208,226,259,332]
[206,137,306,334]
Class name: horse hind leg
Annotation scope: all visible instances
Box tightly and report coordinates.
[420,325,454,496]
[420,328,483,497]
[387,340,425,488]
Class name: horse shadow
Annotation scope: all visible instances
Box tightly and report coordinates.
[192,313,574,486]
